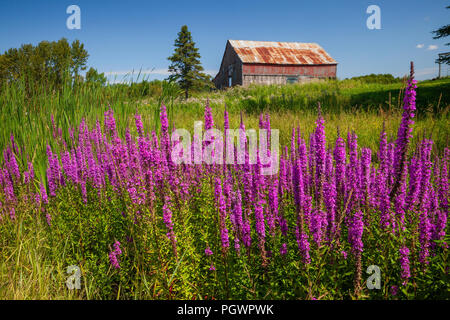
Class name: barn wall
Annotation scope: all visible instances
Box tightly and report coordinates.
[240,64,336,86]
[243,63,337,77]
[242,74,325,86]
[213,42,243,89]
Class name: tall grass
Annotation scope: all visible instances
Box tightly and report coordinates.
[0,75,448,300]
[1,77,449,183]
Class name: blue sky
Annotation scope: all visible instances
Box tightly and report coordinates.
[1,0,449,81]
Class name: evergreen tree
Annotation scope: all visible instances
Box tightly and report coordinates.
[167,25,210,100]
[432,6,450,65]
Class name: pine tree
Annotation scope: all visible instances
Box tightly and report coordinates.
[167,25,210,100]
[432,6,450,65]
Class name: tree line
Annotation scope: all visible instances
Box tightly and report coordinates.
[0,38,106,95]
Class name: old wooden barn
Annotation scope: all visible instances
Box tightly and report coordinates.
[213,40,337,88]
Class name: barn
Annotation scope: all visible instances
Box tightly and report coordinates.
[213,40,337,88]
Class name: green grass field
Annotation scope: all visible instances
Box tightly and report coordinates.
[0,77,448,299]
[1,77,448,183]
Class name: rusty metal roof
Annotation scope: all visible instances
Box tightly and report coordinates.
[228,40,337,65]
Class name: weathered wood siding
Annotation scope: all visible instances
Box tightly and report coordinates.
[241,63,336,85]
[213,42,243,89]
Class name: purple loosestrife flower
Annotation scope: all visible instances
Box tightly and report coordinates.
[254,199,266,262]
[378,171,391,230]
[162,196,175,238]
[297,138,308,193]
[104,109,117,138]
[3,169,15,202]
[46,146,57,197]
[292,158,312,233]
[10,134,18,154]
[438,148,449,213]
[242,218,252,249]
[432,150,448,245]
[311,210,326,247]
[280,243,287,256]
[223,174,233,222]
[40,182,48,205]
[253,150,266,202]
[387,142,395,188]
[24,162,34,185]
[279,156,288,196]
[296,228,311,264]
[377,125,387,166]
[333,133,346,203]
[279,215,288,237]
[61,152,73,183]
[80,180,87,204]
[46,213,52,226]
[324,169,337,242]
[34,193,40,206]
[224,106,230,166]
[292,158,306,228]
[406,155,422,211]
[399,246,411,284]
[109,251,120,269]
[314,107,326,203]
[392,62,417,198]
[159,103,170,158]
[204,99,214,131]
[432,207,447,247]
[233,190,244,252]
[346,132,360,214]
[348,210,364,255]
[9,207,15,220]
[308,133,316,193]
[369,167,378,207]
[113,241,122,255]
[394,164,408,232]
[259,113,264,129]
[419,203,432,265]
[419,139,433,207]
[215,178,229,253]
[360,148,371,203]
[4,146,20,182]
[135,113,144,137]
[390,285,398,296]
[267,176,278,237]
[205,246,213,256]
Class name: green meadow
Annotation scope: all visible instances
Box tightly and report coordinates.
[1,76,448,183]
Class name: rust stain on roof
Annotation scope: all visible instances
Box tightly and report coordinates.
[229,40,336,65]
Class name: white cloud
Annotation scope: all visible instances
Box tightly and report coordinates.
[427,45,438,50]
[416,44,424,49]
